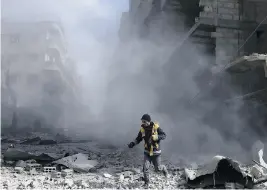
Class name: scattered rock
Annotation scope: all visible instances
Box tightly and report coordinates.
[103,173,112,178]
[119,174,124,182]
[15,160,26,168]
[14,167,24,174]
[61,179,74,188]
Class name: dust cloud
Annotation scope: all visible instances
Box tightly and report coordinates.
[2,0,260,163]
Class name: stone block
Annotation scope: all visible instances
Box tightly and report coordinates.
[50,171,61,178]
[25,163,42,171]
[61,169,73,178]
[43,167,56,173]
[14,167,24,174]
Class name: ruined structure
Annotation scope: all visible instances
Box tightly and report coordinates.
[1,20,80,129]
[119,0,267,140]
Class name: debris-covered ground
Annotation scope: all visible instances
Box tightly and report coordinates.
[1,134,267,189]
[1,140,184,189]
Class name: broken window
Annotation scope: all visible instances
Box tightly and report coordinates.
[256,30,264,39]
[44,54,50,62]
[44,54,57,63]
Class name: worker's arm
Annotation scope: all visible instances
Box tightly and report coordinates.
[128,130,143,148]
[157,127,166,140]
[134,130,143,145]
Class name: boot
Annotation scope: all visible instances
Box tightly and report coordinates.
[143,182,149,189]
[163,167,168,178]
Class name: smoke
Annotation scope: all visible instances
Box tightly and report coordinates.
[2,0,261,163]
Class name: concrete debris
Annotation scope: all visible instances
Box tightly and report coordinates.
[120,171,134,179]
[61,179,74,188]
[50,171,61,178]
[3,148,64,162]
[119,174,124,181]
[61,169,73,178]
[14,167,24,174]
[35,153,64,162]
[184,155,254,189]
[25,163,42,171]
[1,138,21,144]
[43,166,56,173]
[103,173,112,178]
[2,140,267,189]
[251,165,265,179]
[3,148,36,161]
[258,148,267,169]
[15,160,27,168]
[227,53,267,77]
[20,137,42,145]
[21,137,57,145]
[52,153,98,173]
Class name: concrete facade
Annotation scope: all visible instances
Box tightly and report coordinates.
[198,0,267,66]
[1,21,79,127]
[122,0,267,62]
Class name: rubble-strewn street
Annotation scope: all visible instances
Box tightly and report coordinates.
[1,141,184,189]
[1,137,267,189]
[2,0,267,189]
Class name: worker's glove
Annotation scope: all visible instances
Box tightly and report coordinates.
[152,134,158,141]
[128,142,135,148]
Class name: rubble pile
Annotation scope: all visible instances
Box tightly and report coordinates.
[1,137,267,189]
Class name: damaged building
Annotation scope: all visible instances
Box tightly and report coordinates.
[119,0,267,142]
[1,20,81,131]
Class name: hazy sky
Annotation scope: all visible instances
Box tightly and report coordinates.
[2,0,129,40]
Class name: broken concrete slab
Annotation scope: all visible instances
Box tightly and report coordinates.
[184,155,254,189]
[226,53,267,77]
[251,165,265,179]
[258,148,267,169]
[15,160,27,168]
[35,153,64,162]
[52,153,98,173]
[3,148,63,163]
[14,167,24,174]
[20,137,57,145]
[103,173,112,178]
[3,148,37,161]
[20,137,42,145]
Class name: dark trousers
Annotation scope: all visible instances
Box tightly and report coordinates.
[143,153,167,183]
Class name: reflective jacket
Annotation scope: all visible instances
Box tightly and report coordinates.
[134,121,166,156]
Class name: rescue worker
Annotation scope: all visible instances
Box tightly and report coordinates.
[128,114,168,188]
